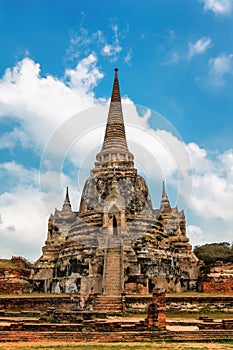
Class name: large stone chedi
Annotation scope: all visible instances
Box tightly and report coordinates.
[32,69,200,294]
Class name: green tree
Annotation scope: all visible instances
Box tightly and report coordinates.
[194,242,233,265]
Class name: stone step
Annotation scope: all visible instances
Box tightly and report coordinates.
[104,241,122,296]
[1,330,233,342]
[95,301,122,305]
[94,305,122,308]
[105,270,121,275]
[103,285,121,289]
[104,291,122,296]
[95,304,122,307]
[104,283,121,288]
[94,302,122,305]
[105,252,121,256]
[95,296,121,300]
[94,295,123,315]
[94,308,122,312]
[104,272,121,276]
[104,284,121,288]
[103,281,121,285]
[105,259,120,262]
[108,243,121,247]
[105,262,121,266]
[105,267,121,270]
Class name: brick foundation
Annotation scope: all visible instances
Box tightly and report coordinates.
[203,279,233,293]
[0,330,233,342]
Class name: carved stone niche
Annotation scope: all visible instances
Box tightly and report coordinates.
[102,178,126,238]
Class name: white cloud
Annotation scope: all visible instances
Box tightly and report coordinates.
[102,44,122,56]
[0,55,103,151]
[0,184,47,260]
[186,144,233,245]
[0,55,103,259]
[0,161,38,187]
[187,142,213,174]
[200,0,232,15]
[66,23,130,64]
[187,144,232,216]
[208,53,233,86]
[0,160,79,260]
[170,52,180,63]
[0,128,32,150]
[124,49,133,65]
[0,162,48,260]
[162,51,180,65]
[164,37,211,65]
[188,37,212,58]
[101,25,123,62]
[187,225,204,246]
[65,54,104,91]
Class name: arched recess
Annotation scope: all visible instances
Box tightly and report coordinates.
[113,215,118,237]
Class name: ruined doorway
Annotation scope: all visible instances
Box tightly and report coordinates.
[75,278,81,293]
[149,279,155,293]
[113,215,118,237]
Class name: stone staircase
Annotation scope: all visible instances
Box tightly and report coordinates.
[94,295,123,315]
[103,237,123,296]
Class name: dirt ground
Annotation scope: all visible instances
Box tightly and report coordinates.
[0,341,233,350]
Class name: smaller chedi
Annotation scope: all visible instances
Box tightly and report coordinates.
[31,69,200,295]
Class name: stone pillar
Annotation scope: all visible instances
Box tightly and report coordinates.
[146,287,166,330]
[157,288,166,329]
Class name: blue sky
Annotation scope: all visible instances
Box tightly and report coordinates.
[0,0,233,260]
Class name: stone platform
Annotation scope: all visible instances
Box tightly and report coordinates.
[1,328,233,343]
[1,293,233,342]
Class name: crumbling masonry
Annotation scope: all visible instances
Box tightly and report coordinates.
[31,69,200,294]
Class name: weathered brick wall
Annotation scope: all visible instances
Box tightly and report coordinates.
[203,279,233,293]
[0,268,30,294]
[0,296,73,312]
[11,256,30,269]
[1,330,233,342]
[200,262,233,294]
[0,281,24,294]
[1,295,233,314]
[126,295,233,314]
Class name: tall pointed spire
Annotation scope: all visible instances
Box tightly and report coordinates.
[102,68,128,151]
[110,68,121,102]
[162,181,167,199]
[95,68,134,168]
[160,181,171,213]
[62,187,72,213]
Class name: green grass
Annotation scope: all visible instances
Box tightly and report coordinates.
[125,312,233,320]
[167,291,233,297]
[166,313,233,320]
[1,346,163,350]
[0,259,19,269]
[0,258,31,271]
[125,291,233,297]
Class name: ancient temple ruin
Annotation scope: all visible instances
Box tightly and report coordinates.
[31,68,200,294]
